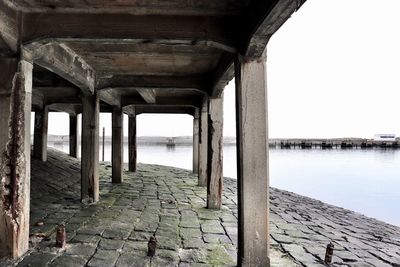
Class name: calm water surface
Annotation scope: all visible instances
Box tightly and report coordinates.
[50,143,400,227]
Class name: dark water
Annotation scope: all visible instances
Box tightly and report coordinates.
[50,143,400,227]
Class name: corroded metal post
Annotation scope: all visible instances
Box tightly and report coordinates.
[69,114,78,158]
[235,53,270,266]
[112,107,123,183]
[192,108,200,174]
[128,112,137,172]
[0,58,33,259]
[198,96,208,186]
[81,94,99,203]
[207,96,223,209]
[33,106,49,161]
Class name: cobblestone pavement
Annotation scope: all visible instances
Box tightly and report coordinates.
[1,148,400,266]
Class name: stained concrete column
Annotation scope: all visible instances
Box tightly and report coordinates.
[81,95,99,203]
[192,108,200,173]
[198,97,208,186]
[69,114,78,158]
[33,106,49,161]
[207,96,223,209]
[0,58,33,259]
[235,53,270,266]
[128,113,137,172]
[112,107,123,183]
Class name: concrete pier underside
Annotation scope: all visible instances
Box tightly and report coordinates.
[1,149,400,267]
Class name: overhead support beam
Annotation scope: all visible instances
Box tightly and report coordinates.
[97,75,208,92]
[22,14,239,50]
[47,103,82,115]
[30,42,95,95]
[235,53,270,266]
[210,53,235,97]
[137,88,156,103]
[0,1,19,52]
[31,90,44,110]
[207,96,223,210]
[128,112,137,173]
[198,96,209,186]
[81,94,99,203]
[33,106,49,162]
[112,107,123,183]
[244,0,306,58]
[0,58,33,259]
[69,114,78,158]
[193,108,200,174]
[134,106,195,116]
[121,96,202,108]
[97,88,121,107]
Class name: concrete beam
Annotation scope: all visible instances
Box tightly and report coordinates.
[121,96,202,108]
[210,53,235,97]
[207,96,223,209]
[198,97,209,186]
[97,88,121,107]
[235,54,270,266]
[22,14,239,50]
[0,59,32,259]
[97,75,208,92]
[244,0,306,58]
[69,114,78,158]
[128,113,137,173]
[134,106,195,116]
[0,1,19,52]
[33,106,49,162]
[193,108,200,174]
[30,42,95,95]
[137,88,156,104]
[112,107,123,183]
[81,94,99,203]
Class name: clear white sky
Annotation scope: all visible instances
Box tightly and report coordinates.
[42,0,400,139]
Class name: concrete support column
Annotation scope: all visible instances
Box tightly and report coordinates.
[0,59,33,259]
[128,113,137,172]
[198,97,208,186]
[81,95,99,203]
[235,53,270,266]
[112,107,123,183]
[69,114,78,158]
[33,106,49,161]
[207,96,223,209]
[192,108,200,173]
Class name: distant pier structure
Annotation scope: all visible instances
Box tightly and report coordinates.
[270,138,400,149]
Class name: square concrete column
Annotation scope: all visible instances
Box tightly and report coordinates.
[81,95,99,203]
[33,106,49,161]
[235,53,270,266]
[128,113,137,172]
[198,97,208,186]
[69,114,78,158]
[0,58,32,259]
[207,96,223,209]
[112,107,123,183]
[192,108,200,173]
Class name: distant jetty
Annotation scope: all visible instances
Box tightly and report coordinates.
[45,135,400,149]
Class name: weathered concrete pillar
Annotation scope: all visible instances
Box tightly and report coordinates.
[198,97,208,186]
[0,58,32,259]
[81,95,99,203]
[235,53,270,266]
[33,106,49,161]
[128,113,137,172]
[207,96,223,209]
[192,108,200,173]
[69,114,78,158]
[112,107,123,183]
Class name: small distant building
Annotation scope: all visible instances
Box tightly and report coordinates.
[374,134,396,141]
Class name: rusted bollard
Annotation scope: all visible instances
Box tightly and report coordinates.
[147,235,158,257]
[56,224,66,248]
[324,242,334,264]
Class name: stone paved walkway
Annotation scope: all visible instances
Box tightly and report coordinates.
[1,148,400,266]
